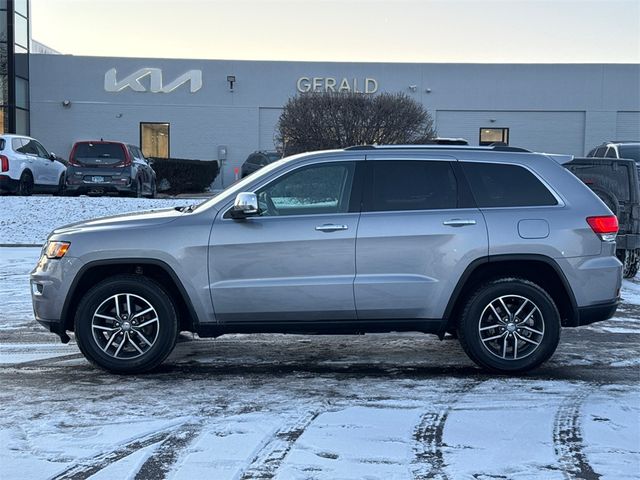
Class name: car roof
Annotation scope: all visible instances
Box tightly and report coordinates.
[344,144,531,153]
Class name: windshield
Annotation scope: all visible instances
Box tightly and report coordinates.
[72,143,126,166]
[618,145,640,162]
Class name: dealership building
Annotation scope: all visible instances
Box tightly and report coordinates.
[20,54,640,187]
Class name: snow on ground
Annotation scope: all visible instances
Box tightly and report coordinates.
[0,196,200,245]
[0,197,639,479]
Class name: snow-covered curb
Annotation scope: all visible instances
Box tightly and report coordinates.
[0,196,200,245]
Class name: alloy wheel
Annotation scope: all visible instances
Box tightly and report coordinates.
[478,295,545,360]
[91,293,160,359]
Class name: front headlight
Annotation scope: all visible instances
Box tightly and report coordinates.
[45,241,71,259]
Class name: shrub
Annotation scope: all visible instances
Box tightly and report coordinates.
[277,92,437,155]
[149,157,219,194]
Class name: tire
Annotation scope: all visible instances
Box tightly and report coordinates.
[18,171,34,196]
[54,174,65,196]
[74,275,179,374]
[135,178,142,198]
[618,249,640,278]
[147,178,157,198]
[457,278,561,374]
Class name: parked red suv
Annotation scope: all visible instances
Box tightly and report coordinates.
[65,141,156,197]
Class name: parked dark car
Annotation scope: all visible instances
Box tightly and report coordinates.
[565,157,640,277]
[65,141,156,197]
[240,151,282,178]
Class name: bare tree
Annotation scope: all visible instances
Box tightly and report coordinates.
[277,92,436,155]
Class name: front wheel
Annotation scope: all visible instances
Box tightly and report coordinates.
[54,174,65,196]
[74,275,178,374]
[457,278,560,373]
[18,171,34,196]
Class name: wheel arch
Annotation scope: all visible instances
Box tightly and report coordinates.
[441,254,579,337]
[61,259,199,333]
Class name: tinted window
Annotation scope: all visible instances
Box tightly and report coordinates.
[11,138,23,151]
[618,145,640,162]
[366,160,457,212]
[19,139,39,155]
[33,141,49,158]
[605,147,617,158]
[256,162,355,216]
[594,146,607,157]
[463,162,557,207]
[246,154,261,165]
[72,142,126,166]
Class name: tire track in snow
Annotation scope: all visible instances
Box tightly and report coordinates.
[239,409,321,480]
[51,422,185,480]
[411,379,483,480]
[553,385,601,480]
[133,422,203,480]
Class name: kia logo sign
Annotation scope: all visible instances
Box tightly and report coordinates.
[104,68,203,93]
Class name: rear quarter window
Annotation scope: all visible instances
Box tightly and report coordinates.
[462,162,558,208]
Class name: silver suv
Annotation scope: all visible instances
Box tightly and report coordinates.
[30,145,622,374]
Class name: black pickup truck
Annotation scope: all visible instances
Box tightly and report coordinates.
[564,157,640,278]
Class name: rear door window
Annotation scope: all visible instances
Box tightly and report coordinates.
[364,160,458,212]
[73,143,126,166]
[462,162,558,207]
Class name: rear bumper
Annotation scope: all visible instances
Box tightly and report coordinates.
[576,299,619,326]
[0,175,19,193]
[65,183,135,196]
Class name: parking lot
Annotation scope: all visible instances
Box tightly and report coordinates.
[1,238,638,479]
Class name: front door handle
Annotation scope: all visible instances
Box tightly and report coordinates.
[315,224,348,232]
[443,219,477,227]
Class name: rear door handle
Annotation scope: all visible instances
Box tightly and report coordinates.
[443,219,477,227]
[315,224,348,232]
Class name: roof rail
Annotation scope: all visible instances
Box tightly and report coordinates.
[344,144,531,153]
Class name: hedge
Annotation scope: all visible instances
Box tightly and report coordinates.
[149,157,219,194]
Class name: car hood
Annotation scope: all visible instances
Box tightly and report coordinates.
[49,207,186,238]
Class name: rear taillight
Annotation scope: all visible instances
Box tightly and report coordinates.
[122,146,132,167]
[587,215,618,242]
[68,145,80,166]
[0,155,8,172]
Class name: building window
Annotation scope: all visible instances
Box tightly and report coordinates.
[140,122,170,158]
[479,127,509,146]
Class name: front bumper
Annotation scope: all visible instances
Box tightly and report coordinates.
[576,299,619,326]
[30,254,82,341]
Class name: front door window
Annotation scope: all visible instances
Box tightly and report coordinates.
[256,162,355,216]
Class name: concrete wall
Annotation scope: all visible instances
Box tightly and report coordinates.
[29,55,640,186]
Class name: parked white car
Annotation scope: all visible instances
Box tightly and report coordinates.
[0,134,66,195]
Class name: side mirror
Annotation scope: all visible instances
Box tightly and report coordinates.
[231,192,259,218]
[49,152,57,161]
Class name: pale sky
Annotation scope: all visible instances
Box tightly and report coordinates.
[32,0,640,63]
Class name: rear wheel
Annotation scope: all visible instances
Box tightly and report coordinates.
[18,171,34,196]
[457,278,560,373]
[74,275,179,374]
